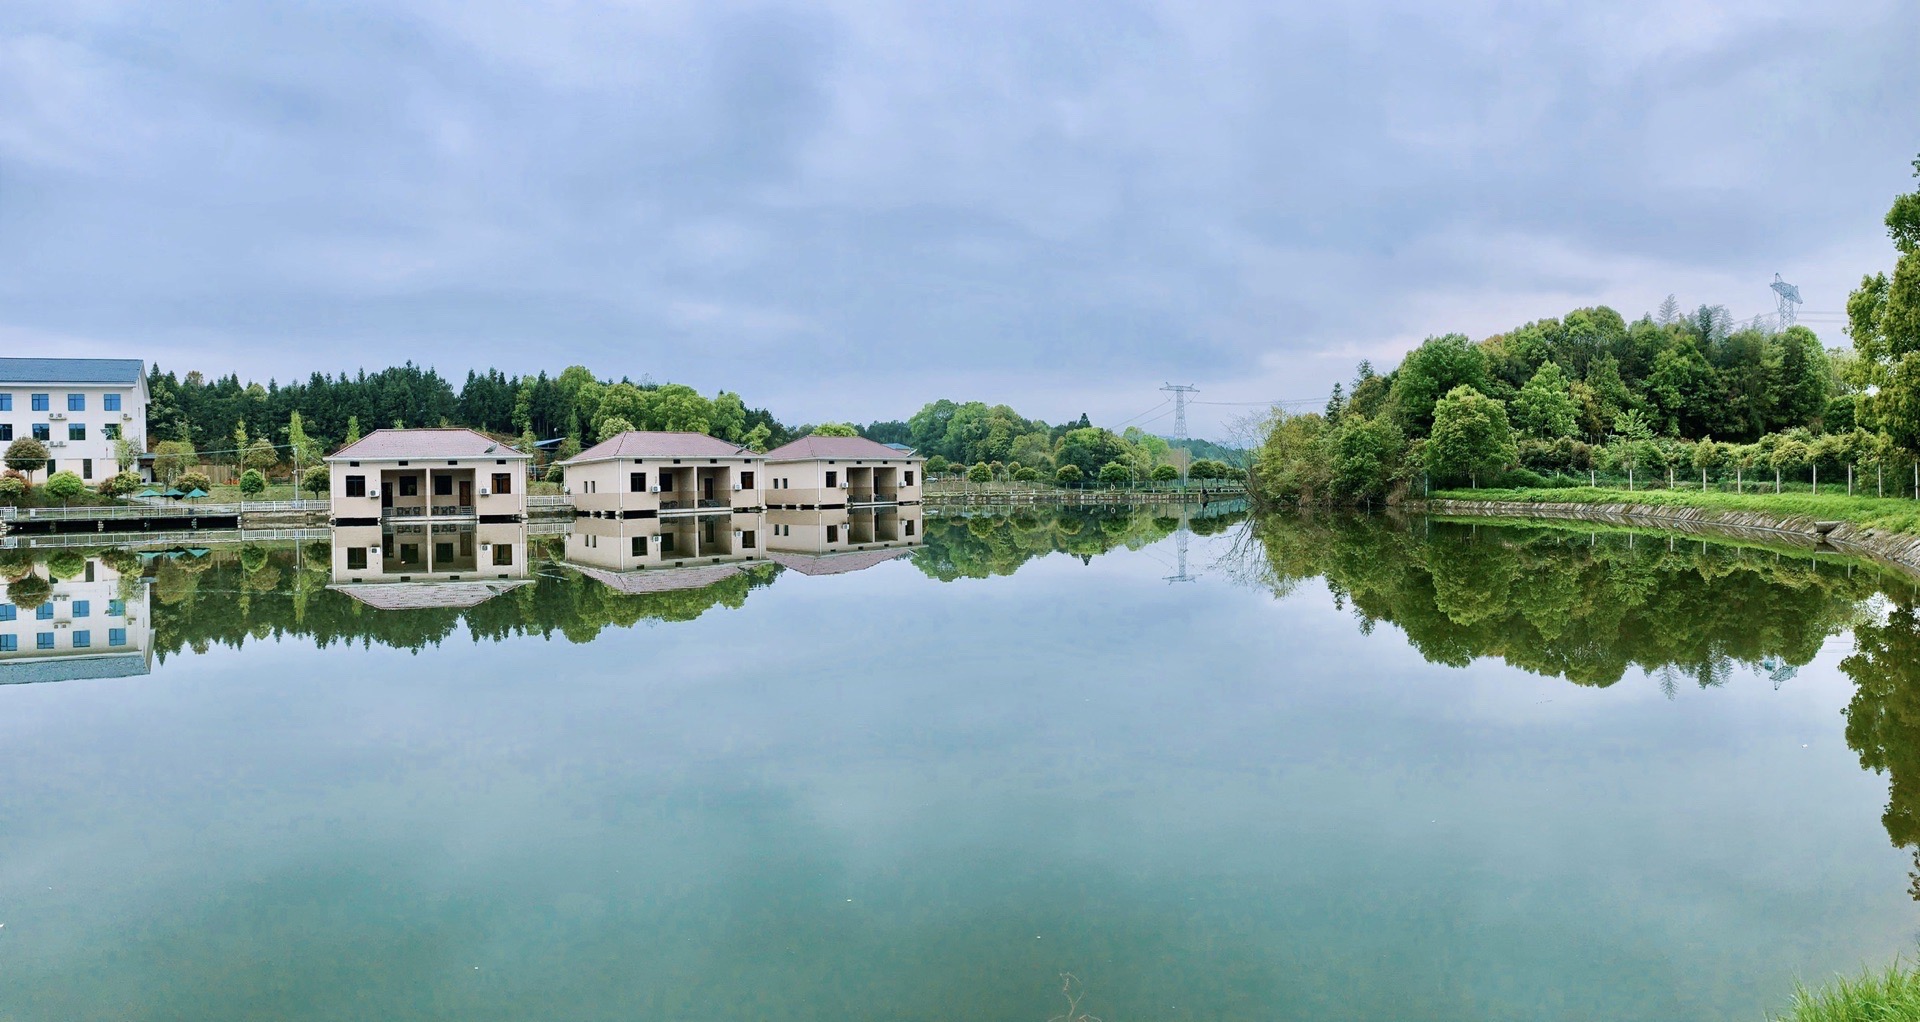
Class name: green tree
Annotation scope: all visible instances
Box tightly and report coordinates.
[1388,334,1490,434]
[97,470,143,498]
[4,437,50,480]
[238,469,267,500]
[741,423,772,453]
[0,475,26,505]
[810,422,860,437]
[596,416,635,443]
[153,440,197,482]
[1606,409,1660,490]
[43,470,86,505]
[1425,386,1516,487]
[1511,361,1578,439]
[1014,466,1041,482]
[927,454,951,475]
[286,411,320,465]
[1327,415,1407,503]
[1691,438,1724,489]
[1054,464,1082,486]
[1098,461,1133,486]
[301,465,331,497]
[967,463,992,483]
[176,471,213,496]
[1151,464,1180,483]
[345,415,363,446]
[1769,326,1831,430]
[244,437,279,476]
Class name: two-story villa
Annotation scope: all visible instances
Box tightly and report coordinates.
[560,431,763,518]
[763,436,924,510]
[324,428,530,525]
[0,357,149,485]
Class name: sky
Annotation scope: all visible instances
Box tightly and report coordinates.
[2,1,1917,440]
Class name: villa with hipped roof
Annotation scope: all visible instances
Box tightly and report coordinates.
[559,431,763,518]
[762,435,923,510]
[324,428,530,525]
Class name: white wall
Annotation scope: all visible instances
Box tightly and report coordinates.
[0,383,147,482]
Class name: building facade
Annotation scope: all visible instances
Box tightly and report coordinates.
[765,506,925,575]
[0,554,153,685]
[0,357,149,485]
[762,435,924,510]
[560,431,764,518]
[324,428,530,525]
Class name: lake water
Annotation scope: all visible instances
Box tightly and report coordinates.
[2,507,1917,1021]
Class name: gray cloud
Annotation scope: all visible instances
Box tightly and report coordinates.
[1,0,1915,436]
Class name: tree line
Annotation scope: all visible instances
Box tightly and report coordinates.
[1252,151,1920,506]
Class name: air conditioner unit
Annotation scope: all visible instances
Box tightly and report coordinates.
[479,542,491,552]
[649,485,662,493]
[49,440,67,448]
[731,483,742,491]
[838,481,848,489]
[49,412,66,420]
[121,412,133,421]
[479,488,490,496]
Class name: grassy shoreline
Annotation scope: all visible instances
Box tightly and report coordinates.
[1426,485,1920,536]
[1771,960,1920,1021]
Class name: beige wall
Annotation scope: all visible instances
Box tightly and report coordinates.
[764,457,923,508]
[765,505,924,554]
[327,457,529,521]
[330,522,531,583]
[565,512,769,570]
[562,457,764,516]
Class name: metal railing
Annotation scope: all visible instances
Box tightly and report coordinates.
[526,495,574,509]
[381,505,476,520]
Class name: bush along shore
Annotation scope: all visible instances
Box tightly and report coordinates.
[1769,960,1920,1022]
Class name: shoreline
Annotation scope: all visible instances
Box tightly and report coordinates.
[1411,496,1920,580]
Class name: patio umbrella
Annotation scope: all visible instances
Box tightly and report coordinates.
[162,488,185,498]
[183,488,208,499]
[135,488,162,498]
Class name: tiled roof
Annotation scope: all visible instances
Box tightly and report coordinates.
[769,548,911,576]
[764,435,925,461]
[0,357,146,385]
[564,431,754,463]
[328,580,531,610]
[326,428,526,460]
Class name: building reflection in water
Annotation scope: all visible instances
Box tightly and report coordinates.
[328,522,532,610]
[563,512,770,595]
[0,552,153,685]
[764,505,923,575]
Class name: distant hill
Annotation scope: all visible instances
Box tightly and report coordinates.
[1166,437,1248,466]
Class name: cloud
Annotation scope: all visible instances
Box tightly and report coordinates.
[0,0,1915,437]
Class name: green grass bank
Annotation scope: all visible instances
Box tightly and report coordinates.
[1428,485,1920,537]
[1770,960,1920,1021]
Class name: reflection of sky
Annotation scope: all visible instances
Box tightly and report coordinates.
[0,527,1908,1021]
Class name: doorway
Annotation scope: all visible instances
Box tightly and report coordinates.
[459,479,473,506]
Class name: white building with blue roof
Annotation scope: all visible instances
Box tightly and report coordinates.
[0,357,149,484]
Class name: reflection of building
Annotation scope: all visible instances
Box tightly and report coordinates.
[0,556,153,685]
[559,431,764,519]
[763,435,924,510]
[765,506,923,575]
[325,429,531,525]
[563,513,769,593]
[0,357,149,485]
[328,523,532,610]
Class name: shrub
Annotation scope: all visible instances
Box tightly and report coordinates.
[176,471,213,495]
[97,470,143,497]
[1013,466,1041,482]
[967,463,992,483]
[0,473,25,505]
[43,470,86,504]
[1055,465,1083,486]
[1151,464,1180,482]
[238,469,267,498]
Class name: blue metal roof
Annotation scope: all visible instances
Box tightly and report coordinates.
[0,653,151,686]
[0,357,146,384]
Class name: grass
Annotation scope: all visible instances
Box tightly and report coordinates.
[1772,961,1920,1021]
[1428,485,1920,536]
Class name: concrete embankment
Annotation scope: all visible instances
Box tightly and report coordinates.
[1415,497,1920,578]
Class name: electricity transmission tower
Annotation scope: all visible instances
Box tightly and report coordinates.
[1160,383,1199,441]
[1164,509,1198,584]
[1770,273,1803,329]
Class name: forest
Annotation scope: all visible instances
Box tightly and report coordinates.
[1252,151,1920,507]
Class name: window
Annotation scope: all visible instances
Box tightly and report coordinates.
[82,459,93,479]
[0,394,9,411]
[630,471,647,492]
[104,394,121,412]
[0,604,13,622]
[345,475,366,497]
[433,474,453,496]
[0,425,10,442]
[742,530,756,549]
[741,471,755,488]
[0,635,13,652]
[904,471,915,486]
[434,541,454,562]
[72,630,91,648]
[492,545,514,566]
[36,632,54,650]
[906,520,916,536]
[32,424,50,441]
[659,532,676,554]
[491,472,512,495]
[67,394,85,411]
[109,628,127,646]
[103,424,120,440]
[31,393,49,412]
[346,548,368,570]
[398,475,419,497]
[73,600,90,618]
[826,470,837,488]
[108,599,125,616]
[631,536,646,556]
[827,525,839,543]
[399,543,419,563]
[69,423,86,441]
[37,604,54,621]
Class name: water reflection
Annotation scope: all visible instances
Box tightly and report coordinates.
[331,522,532,610]
[0,547,152,685]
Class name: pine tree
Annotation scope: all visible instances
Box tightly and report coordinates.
[1656,294,1680,325]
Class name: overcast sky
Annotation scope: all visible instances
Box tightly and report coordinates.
[3,2,1916,438]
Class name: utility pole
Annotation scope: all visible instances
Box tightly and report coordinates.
[1160,383,1199,442]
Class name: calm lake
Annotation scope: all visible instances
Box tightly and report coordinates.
[3,507,1918,1021]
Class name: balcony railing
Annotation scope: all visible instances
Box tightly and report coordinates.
[380,504,476,520]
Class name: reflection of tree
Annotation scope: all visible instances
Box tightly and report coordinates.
[1841,601,1920,896]
[912,506,1247,580]
[1250,515,1881,688]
